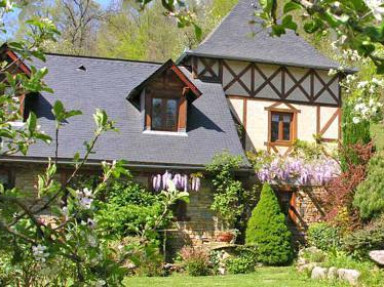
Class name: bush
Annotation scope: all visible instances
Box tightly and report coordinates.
[342,216,384,259]
[96,180,167,238]
[245,183,293,265]
[354,152,384,220]
[307,223,341,251]
[225,255,255,274]
[180,247,210,276]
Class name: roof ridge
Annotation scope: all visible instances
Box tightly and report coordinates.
[44,52,163,65]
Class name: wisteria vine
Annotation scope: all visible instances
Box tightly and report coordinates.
[256,154,340,186]
[152,171,201,192]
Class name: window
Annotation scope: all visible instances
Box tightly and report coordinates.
[151,97,179,131]
[0,170,12,190]
[270,112,293,143]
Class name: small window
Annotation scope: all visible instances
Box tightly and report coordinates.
[0,170,12,190]
[151,97,179,131]
[270,112,293,143]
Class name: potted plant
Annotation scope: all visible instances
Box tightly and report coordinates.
[217,231,234,243]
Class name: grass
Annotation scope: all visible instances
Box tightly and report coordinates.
[123,267,347,287]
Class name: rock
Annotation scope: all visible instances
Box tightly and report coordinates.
[218,267,226,275]
[311,267,328,280]
[297,262,317,274]
[337,268,360,285]
[369,250,384,266]
[327,267,338,280]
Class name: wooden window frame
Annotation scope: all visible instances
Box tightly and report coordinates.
[145,88,188,133]
[150,96,180,132]
[267,108,298,146]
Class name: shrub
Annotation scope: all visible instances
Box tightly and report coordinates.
[96,180,167,238]
[307,223,341,251]
[207,152,245,227]
[225,255,255,274]
[245,183,293,265]
[342,216,384,259]
[180,247,210,276]
[354,152,384,220]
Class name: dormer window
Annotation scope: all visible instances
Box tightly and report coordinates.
[127,60,201,134]
[151,97,179,131]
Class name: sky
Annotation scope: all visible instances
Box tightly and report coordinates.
[2,0,111,40]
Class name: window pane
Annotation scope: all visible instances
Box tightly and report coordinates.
[151,98,162,129]
[283,121,291,140]
[272,114,280,122]
[165,99,178,130]
[271,121,279,142]
[283,114,291,123]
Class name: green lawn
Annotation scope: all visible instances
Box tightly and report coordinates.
[124,267,347,287]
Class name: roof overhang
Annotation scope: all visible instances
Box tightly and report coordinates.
[127,59,202,104]
[180,50,357,74]
[0,43,31,76]
[0,155,253,174]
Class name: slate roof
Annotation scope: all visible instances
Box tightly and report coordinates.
[8,54,247,169]
[186,0,340,70]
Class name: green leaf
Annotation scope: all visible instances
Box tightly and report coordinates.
[193,24,202,41]
[26,112,37,134]
[282,15,297,31]
[283,2,302,14]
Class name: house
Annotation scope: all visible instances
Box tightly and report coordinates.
[0,0,343,247]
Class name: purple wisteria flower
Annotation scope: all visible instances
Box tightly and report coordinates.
[152,171,201,192]
[256,155,340,186]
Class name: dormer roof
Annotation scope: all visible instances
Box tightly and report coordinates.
[185,0,340,71]
[127,59,202,104]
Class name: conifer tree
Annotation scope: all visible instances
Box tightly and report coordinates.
[246,183,293,265]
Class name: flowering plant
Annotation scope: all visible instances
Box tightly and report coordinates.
[252,151,340,186]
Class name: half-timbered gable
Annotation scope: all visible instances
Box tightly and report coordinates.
[180,0,344,154]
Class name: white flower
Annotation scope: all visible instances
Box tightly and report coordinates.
[352,117,361,124]
[32,244,49,263]
[357,81,369,89]
[328,69,337,76]
[364,0,384,21]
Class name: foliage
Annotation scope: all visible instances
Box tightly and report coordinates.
[342,215,384,259]
[179,246,210,276]
[96,180,166,239]
[354,152,384,220]
[206,152,245,227]
[307,223,341,251]
[322,143,373,231]
[245,183,293,266]
[341,100,372,170]
[257,0,384,74]
[342,101,372,146]
[225,254,255,274]
[321,250,384,287]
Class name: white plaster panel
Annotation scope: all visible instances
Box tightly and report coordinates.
[226,80,248,96]
[228,98,244,123]
[296,104,317,142]
[320,106,339,139]
[246,99,270,150]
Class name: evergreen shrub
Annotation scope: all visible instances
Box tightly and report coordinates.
[245,183,293,265]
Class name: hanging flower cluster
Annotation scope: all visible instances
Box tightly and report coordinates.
[256,156,340,186]
[152,171,201,192]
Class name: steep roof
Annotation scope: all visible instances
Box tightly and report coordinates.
[186,0,339,70]
[6,54,247,169]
